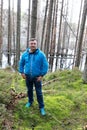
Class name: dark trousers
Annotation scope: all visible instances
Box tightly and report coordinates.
[25,75,44,108]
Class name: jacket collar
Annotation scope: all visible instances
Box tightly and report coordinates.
[26,48,39,54]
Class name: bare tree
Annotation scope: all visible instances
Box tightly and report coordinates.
[55,0,64,70]
[75,0,87,67]
[49,0,58,71]
[44,0,54,59]
[83,53,87,83]
[12,0,16,66]
[27,0,31,48]
[60,0,69,69]
[31,0,37,38]
[41,0,49,51]
[73,0,83,65]
[15,0,21,68]
[0,0,3,66]
[8,0,11,65]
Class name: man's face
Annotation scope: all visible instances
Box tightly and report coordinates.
[29,40,37,52]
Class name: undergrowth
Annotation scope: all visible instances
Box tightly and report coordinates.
[0,67,87,130]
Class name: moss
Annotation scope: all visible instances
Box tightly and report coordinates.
[1,67,87,129]
[45,95,74,120]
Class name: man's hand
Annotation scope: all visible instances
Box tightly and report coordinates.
[37,76,43,82]
[21,73,26,79]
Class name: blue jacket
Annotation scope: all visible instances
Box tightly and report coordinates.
[19,48,49,77]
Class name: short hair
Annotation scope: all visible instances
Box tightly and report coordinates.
[29,38,37,42]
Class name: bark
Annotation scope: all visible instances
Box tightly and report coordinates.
[44,0,54,59]
[83,54,87,83]
[75,0,87,67]
[49,0,58,71]
[60,0,68,69]
[27,0,31,48]
[12,0,16,67]
[15,0,21,68]
[31,0,37,38]
[55,0,64,70]
[0,0,3,66]
[8,0,11,65]
[41,0,49,51]
[73,0,83,65]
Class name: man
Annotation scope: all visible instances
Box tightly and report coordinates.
[19,38,48,116]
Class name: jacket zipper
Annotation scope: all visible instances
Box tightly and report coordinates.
[30,55,33,76]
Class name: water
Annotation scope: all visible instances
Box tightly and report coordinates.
[0,54,14,69]
[0,49,86,72]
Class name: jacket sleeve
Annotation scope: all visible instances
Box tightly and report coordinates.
[19,54,25,73]
[41,53,49,76]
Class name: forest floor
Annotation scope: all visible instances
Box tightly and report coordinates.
[0,67,87,130]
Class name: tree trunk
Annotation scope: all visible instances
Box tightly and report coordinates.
[41,0,49,51]
[49,0,58,71]
[12,0,16,67]
[8,0,11,65]
[27,0,31,48]
[0,0,3,66]
[44,0,54,59]
[83,54,87,83]
[15,0,21,69]
[73,0,83,65]
[55,0,64,70]
[75,0,87,67]
[60,0,68,69]
[31,0,37,38]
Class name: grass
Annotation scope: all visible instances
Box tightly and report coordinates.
[0,67,87,129]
